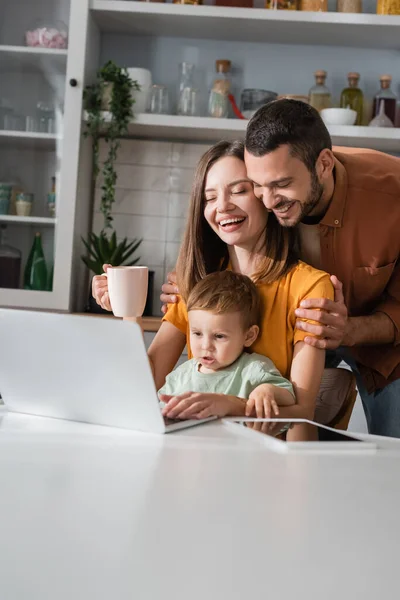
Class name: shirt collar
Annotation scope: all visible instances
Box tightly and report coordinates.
[320,157,347,228]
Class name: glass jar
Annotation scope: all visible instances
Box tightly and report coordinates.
[240,89,278,119]
[377,0,400,14]
[208,60,231,119]
[0,225,21,289]
[309,70,331,112]
[177,62,195,116]
[265,0,298,8]
[372,75,397,125]
[300,0,327,10]
[340,72,363,125]
[337,0,361,11]
[37,102,56,134]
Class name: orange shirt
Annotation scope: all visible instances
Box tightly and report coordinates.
[163,261,334,379]
[317,147,400,392]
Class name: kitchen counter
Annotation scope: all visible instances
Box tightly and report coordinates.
[74,312,162,332]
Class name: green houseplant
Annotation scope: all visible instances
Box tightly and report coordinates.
[82,60,142,275]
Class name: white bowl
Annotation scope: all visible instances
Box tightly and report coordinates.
[320,107,357,126]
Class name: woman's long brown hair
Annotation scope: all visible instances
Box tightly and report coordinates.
[176,140,298,302]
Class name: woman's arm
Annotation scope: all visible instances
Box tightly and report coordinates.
[278,341,325,441]
[147,321,186,390]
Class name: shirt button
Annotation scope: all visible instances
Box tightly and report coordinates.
[334,219,339,225]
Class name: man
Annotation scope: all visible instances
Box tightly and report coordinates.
[241,99,400,437]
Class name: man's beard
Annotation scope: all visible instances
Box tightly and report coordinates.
[274,170,324,227]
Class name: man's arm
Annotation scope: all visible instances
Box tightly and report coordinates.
[296,275,398,350]
[343,312,395,347]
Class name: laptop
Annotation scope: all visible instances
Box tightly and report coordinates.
[0,309,215,433]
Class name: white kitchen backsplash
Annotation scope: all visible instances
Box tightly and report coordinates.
[92,139,209,316]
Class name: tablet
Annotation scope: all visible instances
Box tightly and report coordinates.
[222,418,377,453]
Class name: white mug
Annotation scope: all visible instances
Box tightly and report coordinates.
[106,266,148,319]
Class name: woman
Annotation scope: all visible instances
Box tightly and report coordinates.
[93,141,334,431]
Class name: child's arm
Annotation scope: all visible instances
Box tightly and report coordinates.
[148,321,186,390]
[246,383,295,418]
[244,359,296,418]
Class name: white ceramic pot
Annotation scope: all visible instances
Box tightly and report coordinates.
[320,107,357,126]
[127,68,152,114]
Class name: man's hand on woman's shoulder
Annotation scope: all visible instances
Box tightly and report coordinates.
[294,275,348,350]
[160,270,180,314]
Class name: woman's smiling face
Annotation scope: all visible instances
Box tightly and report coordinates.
[203,156,268,250]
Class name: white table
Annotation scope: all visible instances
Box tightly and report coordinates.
[0,411,399,600]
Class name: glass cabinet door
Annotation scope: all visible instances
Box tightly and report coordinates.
[0,0,70,305]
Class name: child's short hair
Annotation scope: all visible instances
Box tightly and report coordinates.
[186,271,262,330]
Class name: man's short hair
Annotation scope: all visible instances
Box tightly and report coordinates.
[245,98,332,171]
[187,271,262,330]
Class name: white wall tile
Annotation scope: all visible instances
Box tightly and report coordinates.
[168,192,190,218]
[93,212,167,242]
[169,168,194,194]
[99,139,172,166]
[90,140,209,316]
[166,217,186,243]
[95,188,168,217]
[171,143,209,168]
[104,165,170,191]
[165,242,180,272]
[134,240,165,267]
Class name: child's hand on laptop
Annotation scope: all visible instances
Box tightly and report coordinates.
[245,384,280,419]
[159,392,246,420]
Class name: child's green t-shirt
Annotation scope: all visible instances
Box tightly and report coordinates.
[158,352,294,399]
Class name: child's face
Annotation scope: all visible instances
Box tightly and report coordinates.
[188,310,258,372]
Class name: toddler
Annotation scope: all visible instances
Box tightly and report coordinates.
[159,271,295,418]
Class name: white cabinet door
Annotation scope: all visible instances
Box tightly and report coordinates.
[0,0,90,311]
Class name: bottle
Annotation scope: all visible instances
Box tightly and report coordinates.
[0,224,21,289]
[372,75,397,125]
[340,73,364,126]
[309,71,331,112]
[177,62,195,116]
[208,60,231,119]
[24,232,48,291]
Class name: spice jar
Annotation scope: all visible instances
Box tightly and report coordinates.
[309,70,331,112]
[266,0,298,9]
[300,0,327,10]
[376,0,400,13]
[208,60,231,119]
[173,0,203,4]
[337,0,361,11]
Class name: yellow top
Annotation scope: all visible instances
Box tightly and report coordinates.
[163,261,334,379]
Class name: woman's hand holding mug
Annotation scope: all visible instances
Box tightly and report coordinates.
[92,264,149,322]
[92,263,112,311]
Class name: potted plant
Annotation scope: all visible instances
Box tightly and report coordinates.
[82,60,144,312]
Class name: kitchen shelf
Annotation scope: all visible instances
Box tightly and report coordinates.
[0,45,68,74]
[94,112,400,152]
[0,131,59,151]
[0,288,54,310]
[90,1,400,50]
[0,216,56,226]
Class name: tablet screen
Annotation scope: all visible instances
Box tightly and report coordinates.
[233,420,362,443]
